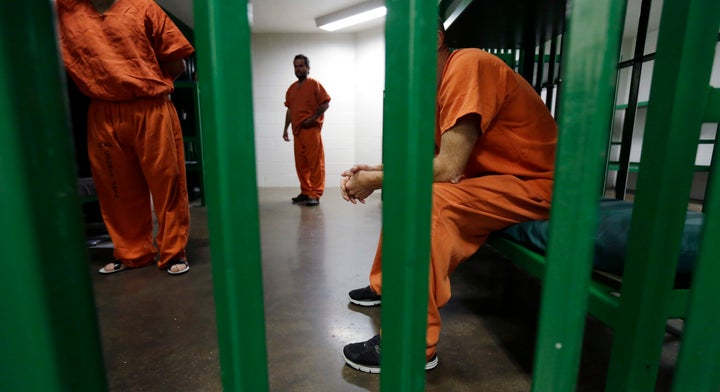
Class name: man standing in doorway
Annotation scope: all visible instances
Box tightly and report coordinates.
[283,54,331,207]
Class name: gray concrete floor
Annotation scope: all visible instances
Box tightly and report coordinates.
[87,187,679,391]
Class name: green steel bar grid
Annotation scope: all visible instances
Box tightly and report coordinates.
[672,96,720,390]
[671,75,720,392]
[612,0,652,199]
[193,1,269,391]
[531,0,627,391]
[0,2,107,391]
[380,0,437,390]
[606,0,720,390]
[1,1,717,391]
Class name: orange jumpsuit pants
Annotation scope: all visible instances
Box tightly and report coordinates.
[293,126,325,199]
[87,97,190,269]
[368,174,552,360]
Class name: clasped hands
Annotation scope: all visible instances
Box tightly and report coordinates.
[340,164,382,204]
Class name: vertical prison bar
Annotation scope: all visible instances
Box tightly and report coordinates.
[531,1,627,391]
[193,1,270,391]
[379,0,436,389]
[0,2,107,391]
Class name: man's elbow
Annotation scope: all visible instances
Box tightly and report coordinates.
[433,161,463,183]
[435,172,463,184]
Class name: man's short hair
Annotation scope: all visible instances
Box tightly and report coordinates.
[294,54,310,67]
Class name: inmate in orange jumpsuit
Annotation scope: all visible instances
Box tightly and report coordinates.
[285,78,331,199]
[368,49,558,359]
[57,0,195,270]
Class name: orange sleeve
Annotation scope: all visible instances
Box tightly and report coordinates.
[436,50,512,136]
[313,80,331,105]
[146,2,195,63]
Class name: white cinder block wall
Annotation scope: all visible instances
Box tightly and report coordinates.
[353,29,386,165]
[251,27,385,188]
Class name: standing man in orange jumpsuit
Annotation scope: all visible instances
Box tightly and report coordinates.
[56,0,194,275]
[283,54,331,207]
[339,22,558,372]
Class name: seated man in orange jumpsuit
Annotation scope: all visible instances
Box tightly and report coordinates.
[339,22,558,372]
[283,54,331,207]
[56,0,194,275]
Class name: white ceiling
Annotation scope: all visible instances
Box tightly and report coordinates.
[155,0,386,33]
[153,0,662,42]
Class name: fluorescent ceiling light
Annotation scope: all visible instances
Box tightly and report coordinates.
[315,0,386,32]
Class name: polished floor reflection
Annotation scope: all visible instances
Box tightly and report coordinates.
[89,187,679,391]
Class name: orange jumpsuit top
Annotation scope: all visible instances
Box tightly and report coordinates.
[285,78,331,134]
[436,49,557,181]
[56,0,195,101]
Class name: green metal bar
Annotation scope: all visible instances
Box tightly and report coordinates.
[518,50,528,80]
[530,0,626,391]
[665,289,691,318]
[0,2,106,391]
[614,100,649,109]
[586,282,620,327]
[177,80,206,206]
[706,88,720,121]
[380,0,436,390]
[552,33,565,121]
[534,54,562,64]
[607,163,712,173]
[488,237,547,280]
[672,122,720,392]
[545,34,560,111]
[703,124,720,212]
[520,10,541,85]
[487,237,621,327]
[606,0,720,390]
[193,1,269,391]
[534,41,546,93]
[190,81,206,207]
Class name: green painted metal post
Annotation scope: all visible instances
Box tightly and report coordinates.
[672,95,720,392]
[606,0,720,390]
[380,0,436,390]
[193,1,269,391]
[530,0,626,391]
[0,2,107,391]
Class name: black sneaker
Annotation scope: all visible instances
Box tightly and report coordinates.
[291,194,309,203]
[306,198,320,206]
[348,285,382,306]
[342,335,439,373]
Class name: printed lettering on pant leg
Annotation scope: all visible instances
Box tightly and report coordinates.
[100,143,119,199]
